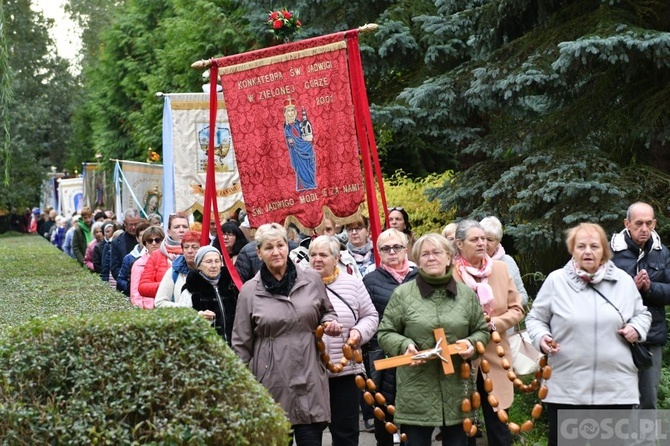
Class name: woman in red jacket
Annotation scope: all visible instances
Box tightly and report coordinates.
[138,213,189,305]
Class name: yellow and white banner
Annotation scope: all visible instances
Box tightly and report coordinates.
[163,92,244,218]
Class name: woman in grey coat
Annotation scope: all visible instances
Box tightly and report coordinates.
[232,223,341,446]
[526,222,651,446]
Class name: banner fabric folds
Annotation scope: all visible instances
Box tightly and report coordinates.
[213,32,370,232]
[162,93,244,220]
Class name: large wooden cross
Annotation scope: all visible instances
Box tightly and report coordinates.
[373,328,466,375]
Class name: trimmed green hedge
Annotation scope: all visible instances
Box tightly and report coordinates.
[0,233,133,336]
[0,234,290,444]
[0,309,290,444]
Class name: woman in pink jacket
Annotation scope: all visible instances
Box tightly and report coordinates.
[309,235,379,446]
[130,226,165,308]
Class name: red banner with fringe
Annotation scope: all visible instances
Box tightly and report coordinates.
[212,32,370,231]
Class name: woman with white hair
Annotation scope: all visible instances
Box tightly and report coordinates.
[479,216,528,306]
[178,245,238,346]
[309,235,378,446]
[232,223,342,446]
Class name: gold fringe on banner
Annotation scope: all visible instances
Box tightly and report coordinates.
[217,41,347,76]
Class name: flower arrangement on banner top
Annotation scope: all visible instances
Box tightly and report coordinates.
[266,8,302,42]
[147,148,161,164]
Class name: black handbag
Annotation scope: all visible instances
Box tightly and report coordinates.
[589,284,653,370]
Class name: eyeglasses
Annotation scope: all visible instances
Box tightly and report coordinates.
[346,226,366,233]
[145,237,163,244]
[420,250,445,259]
[379,244,405,253]
[201,259,222,265]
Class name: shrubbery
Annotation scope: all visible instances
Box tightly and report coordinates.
[0,234,289,444]
[0,309,290,444]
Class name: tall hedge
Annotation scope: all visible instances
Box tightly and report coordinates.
[0,309,290,445]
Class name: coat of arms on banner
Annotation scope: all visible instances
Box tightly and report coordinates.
[197,122,236,173]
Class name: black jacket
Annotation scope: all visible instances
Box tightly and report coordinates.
[362,266,419,412]
[183,270,238,346]
[111,231,136,280]
[611,231,670,345]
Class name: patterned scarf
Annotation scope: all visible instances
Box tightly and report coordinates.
[160,235,183,261]
[380,258,411,284]
[454,254,495,315]
[347,240,373,275]
[572,260,607,284]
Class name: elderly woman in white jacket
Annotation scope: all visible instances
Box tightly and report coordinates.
[526,222,651,446]
[309,235,379,446]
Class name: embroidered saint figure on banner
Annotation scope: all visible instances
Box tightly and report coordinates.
[283,97,317,191]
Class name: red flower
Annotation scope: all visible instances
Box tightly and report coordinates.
[283,10,292,19]
[273,19,283,29]
[296,20,301,26]
[269,11,279,20]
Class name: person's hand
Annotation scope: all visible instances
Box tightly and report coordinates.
[540,335,560,354]
[405,343,426,366]
[348,328,362,346]
[456,339,475,359]
[634,269,651,292]
[198,310,216,323]
[323,321,342,336]
[618,325,640,343]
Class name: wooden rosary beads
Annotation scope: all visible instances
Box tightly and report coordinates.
[314,323,407,441]
[461,329,552,437]
[314,322,364,373]
[355,375,408,443]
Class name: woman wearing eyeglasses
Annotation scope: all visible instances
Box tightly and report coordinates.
[155,231,202,308]
[387,207,416,262]
[377,233,490,446]
[452,220,523,446]
[130,225,166,308]
[344,216,375,277]
[232,223,342,446]
[361,228,418,445]
[138,212,190,306]
[178,245,238,346]
[211,221,248,264]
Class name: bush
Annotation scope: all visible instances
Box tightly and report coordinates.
[0,309,290,445]
[0,233,133,337]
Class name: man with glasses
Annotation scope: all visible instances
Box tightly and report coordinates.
[611,202,670,431]
[111,208,142,289]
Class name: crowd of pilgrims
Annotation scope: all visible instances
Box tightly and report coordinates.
[16,203,658,446]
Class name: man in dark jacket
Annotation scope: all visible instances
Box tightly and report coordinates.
[611,202,670,413]
[110,208,141,285]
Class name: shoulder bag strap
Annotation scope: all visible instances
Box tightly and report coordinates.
[326,285,357,322]
[588,283,626,325]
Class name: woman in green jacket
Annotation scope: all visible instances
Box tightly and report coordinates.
[378,233,490,446]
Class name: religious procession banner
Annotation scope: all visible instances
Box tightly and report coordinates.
[212,32,368,230]
[113,160,164,219]
[58,177,84,218]
[82,163,116,213]
[162,92,244,219]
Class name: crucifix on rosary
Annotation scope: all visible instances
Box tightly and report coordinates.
[373,328,467,375]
